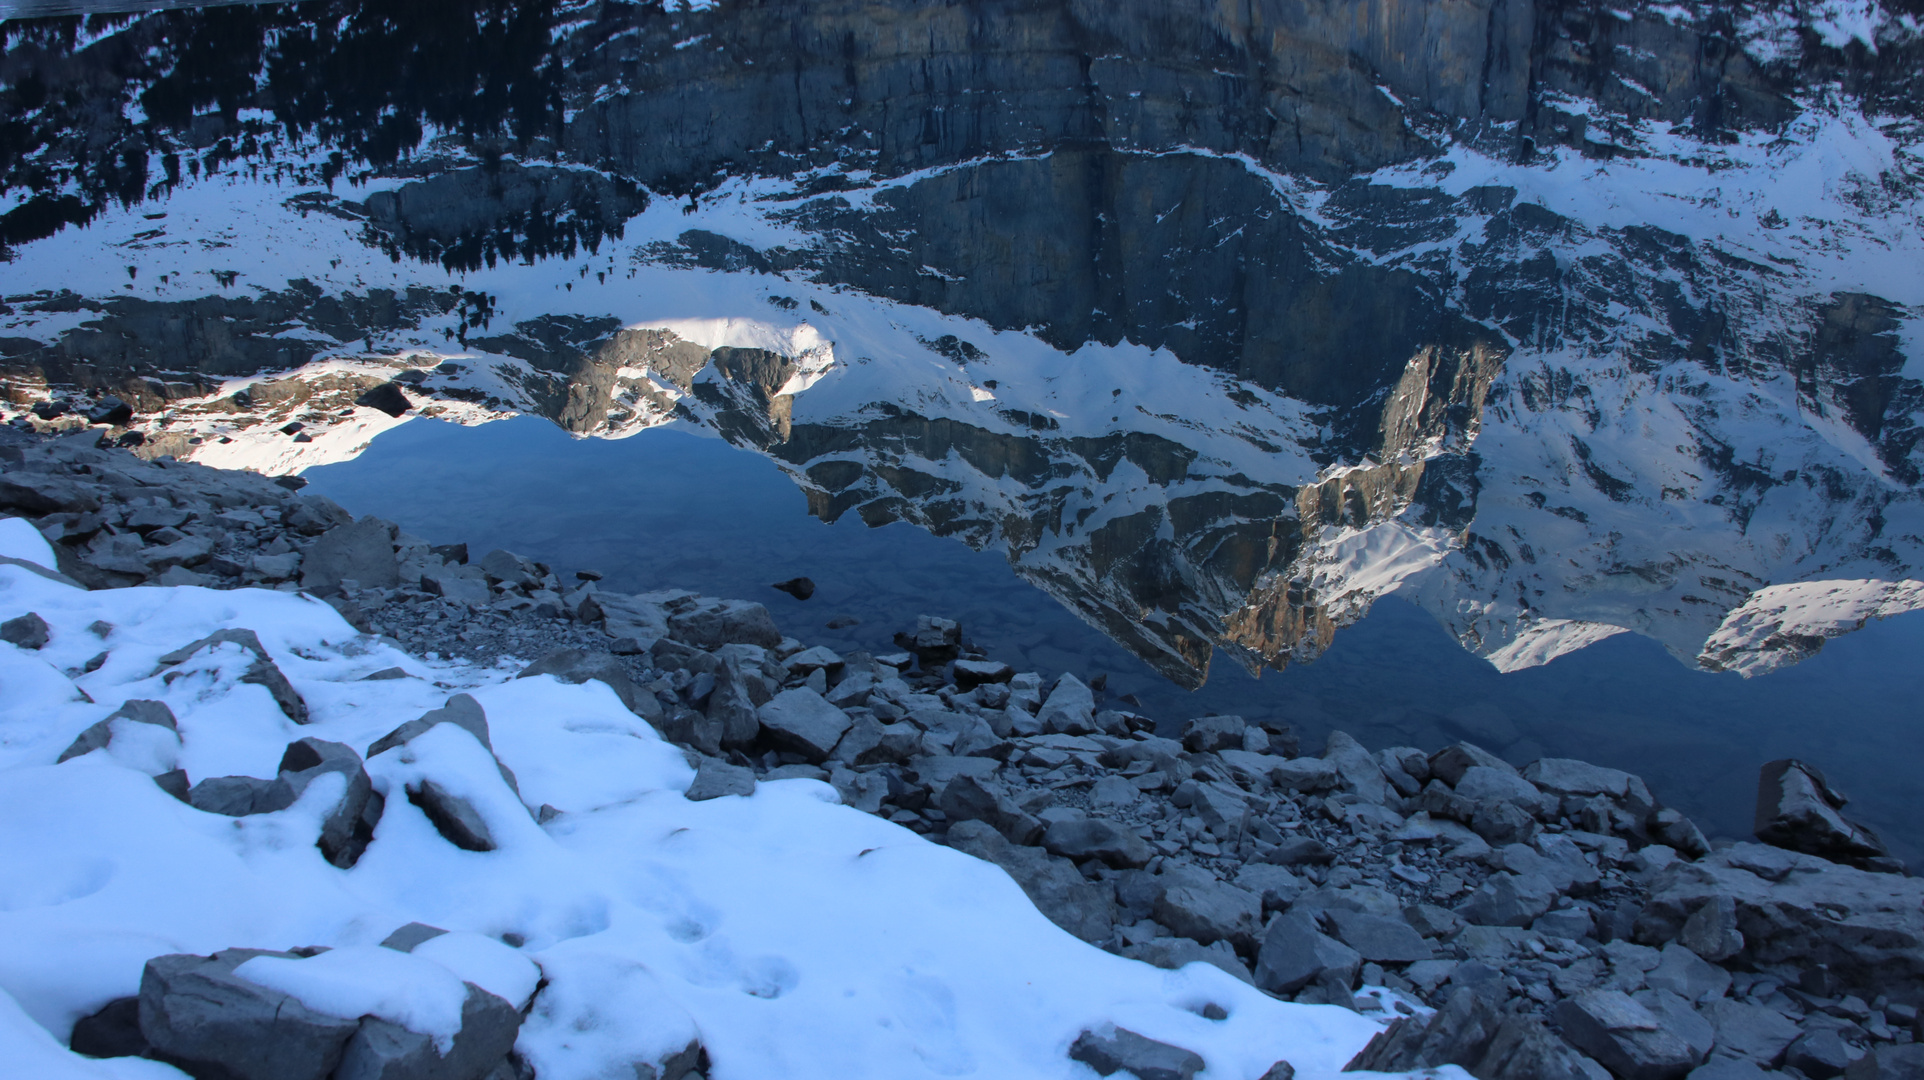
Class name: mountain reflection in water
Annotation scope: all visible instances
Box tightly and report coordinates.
[305,416,1924,867]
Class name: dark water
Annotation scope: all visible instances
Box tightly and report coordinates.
[306,416,1924,865]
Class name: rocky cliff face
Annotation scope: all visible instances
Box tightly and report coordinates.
[2,0,1921,684]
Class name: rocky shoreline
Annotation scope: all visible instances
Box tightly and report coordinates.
[3,423,1922,1080]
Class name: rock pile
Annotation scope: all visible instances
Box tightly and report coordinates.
[7,429,1921,1080]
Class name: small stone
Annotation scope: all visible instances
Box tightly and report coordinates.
[685,758,756,801]
[1068,1027,1206,1080]
[1,611,50,649]
[1324,909,1436,964]
[771,576,815,600]
[407,778,495,852]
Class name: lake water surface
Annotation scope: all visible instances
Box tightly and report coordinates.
[306,416,1924,865]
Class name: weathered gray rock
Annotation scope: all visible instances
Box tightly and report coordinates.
[1688,1058,1779,1080]
[945,819,1115,943]
[1754,759,1893,869]
[668,598,781,649]
[685,758,756,801]
[1454,872,1558,928]
[278,737,380,868]
[1153,879,1262,950]
[517,649,662,723]
[940,773,1043,845]
[301,516,399,594]
[1253,911,1360,997]
[407,779,495,852]
[1324,909,1435,963]
[1654,841,1915,984]
[139,949,361,1080]
[1,611,49,649]
[334,983,520,1080]
[57,699,178,763]
[1347,985,1605,1080]
[1181,715,1247,753]
[70,996,147,1059]
[1631,989,1715,1064]
[190,774,297,816]
[758,688,852,762]
[951,658,1013,687]
[1845,1046,1924,1080]
[1699,999,1801,1066]
[368,694,494,757]
[1042,816,1152,868]
[1429,742,1516,786]
[1455,766,1551,818]
[0,472,101,515]
[1233,864,1306,912]
[158,628,308,724]
[1118,936,1253,984]
[1069,1027,1205,1080]
[1641,943,1731,1003]
[1035,673,1097,735]
[1323,730,1390,804]
[379,922,449,952]
[1787,1028,1863,1078]
[1525,758,1649,803]
[1553,989,1702,1080]
[1269,757,1339,793]
[1677,894,1743,962]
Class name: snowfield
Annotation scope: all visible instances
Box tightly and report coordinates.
[0,520,1404,1080]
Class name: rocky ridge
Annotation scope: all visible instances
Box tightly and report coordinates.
[5,426,1922,1080]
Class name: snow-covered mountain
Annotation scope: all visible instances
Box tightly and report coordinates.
[2,0,1922,685]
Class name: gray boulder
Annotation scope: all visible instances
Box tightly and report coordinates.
[1455,872,1558,928]
[945,820,1116,943]
[58,699,178,764]
[951,658,1013,687]
[1042,817,1152,868]
[1035,673,1097,735]
[369,694,494,756]
[758,688,852,762]
[1699,999,1801,1066]
[1456,766,1552,818]
[1269,757,1339,793]
[334,983,520,1080]
[1843,1045,1924,1079]
[1630,841,1924,992]
[1323,730,1390,804]
[379,922,449,952]
[407,779,496,852]
[1,611,49,649]
[1677,894,1744,962]
[667,599,781,649]
[191,774,297,816]
[1181,715,1246,753]
[278,737,381,868]
[139,949,361,1080]
[1069,1027,1205,1080]
[70,996,147,1059]
[685,758,756,801]
[1153,879,1262,950]
[1429,742,1516,786]
[1641,943,1732,1003]
[1348,985,1606,1080]
[1118,937,1253,985]
[517,649,661,723]
[158,629,308,725]
[1324,909,1435,963]
[1252,912,1360,997]
[1754,759,1893,869]
[1553,989,1701,1080]
[301,517,399,594]
[940,773,1043,845]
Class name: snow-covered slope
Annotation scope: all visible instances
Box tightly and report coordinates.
[0,521,1393,1079]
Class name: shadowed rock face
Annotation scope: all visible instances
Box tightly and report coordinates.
[3,0,1923,686]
